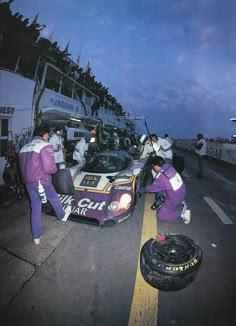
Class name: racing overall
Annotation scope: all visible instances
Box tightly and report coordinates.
[19,137,66,238]
[145,163,186,221]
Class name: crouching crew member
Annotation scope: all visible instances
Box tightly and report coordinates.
[140,156,190,223]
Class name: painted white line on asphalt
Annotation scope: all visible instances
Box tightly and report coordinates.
[203,197,233,224]
[207,169,234,187]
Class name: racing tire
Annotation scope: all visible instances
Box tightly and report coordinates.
[140,234,203,291]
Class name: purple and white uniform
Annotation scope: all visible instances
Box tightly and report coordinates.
[146,163,186,221]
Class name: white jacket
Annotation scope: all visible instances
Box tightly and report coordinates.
[157,137,173,160]
[73,138,88,163]
[49,133,64,164]
[195,138,207,156]
[165,136,173,145]
[140,141,165,159]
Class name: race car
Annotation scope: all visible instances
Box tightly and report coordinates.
[52,150,149,226]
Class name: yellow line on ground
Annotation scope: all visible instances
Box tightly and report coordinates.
[128,194,158,326]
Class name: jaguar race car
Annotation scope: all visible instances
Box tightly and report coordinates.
[52,150,149,226]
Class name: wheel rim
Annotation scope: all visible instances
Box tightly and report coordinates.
[150,235,196,266]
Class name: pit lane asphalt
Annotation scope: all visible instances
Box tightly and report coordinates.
[0,149,236,326]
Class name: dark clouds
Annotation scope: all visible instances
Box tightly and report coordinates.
[12,0,236,138]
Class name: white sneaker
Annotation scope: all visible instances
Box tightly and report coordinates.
[34,238,40,245]
[181,210,191,224]
[61,206,72,222]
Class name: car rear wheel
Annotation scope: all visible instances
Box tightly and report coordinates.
[140,234,203,291]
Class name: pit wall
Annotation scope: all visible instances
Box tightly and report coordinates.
[174,139,236,166]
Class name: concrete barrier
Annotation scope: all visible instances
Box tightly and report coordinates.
[174,139,236,166]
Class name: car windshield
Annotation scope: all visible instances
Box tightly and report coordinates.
[82,152,129,173]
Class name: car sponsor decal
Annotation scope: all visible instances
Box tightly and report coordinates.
[76,175,136,193]
[80,174,101,187]
[117,212,132,223]
[114,175,136,192]
[74,178,112,193]
[74,174,136,194]
[114,185,132,191]
[59,194,107,218]
[154,258,201,272]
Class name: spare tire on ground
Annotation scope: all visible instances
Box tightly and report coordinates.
[140,234,203,291]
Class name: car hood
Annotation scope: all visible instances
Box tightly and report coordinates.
[69,159,145,194]
[71,170,133,193]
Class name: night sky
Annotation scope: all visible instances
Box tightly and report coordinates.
[11,0,236,138]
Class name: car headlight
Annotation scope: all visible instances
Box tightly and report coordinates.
[109,201,120,211]
[107,192,132,217]
[120,193,132,208]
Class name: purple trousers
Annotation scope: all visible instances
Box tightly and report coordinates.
[157,190,186,221]
[26,182,65,238]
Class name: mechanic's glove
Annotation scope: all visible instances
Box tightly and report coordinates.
[159,194,166,203]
